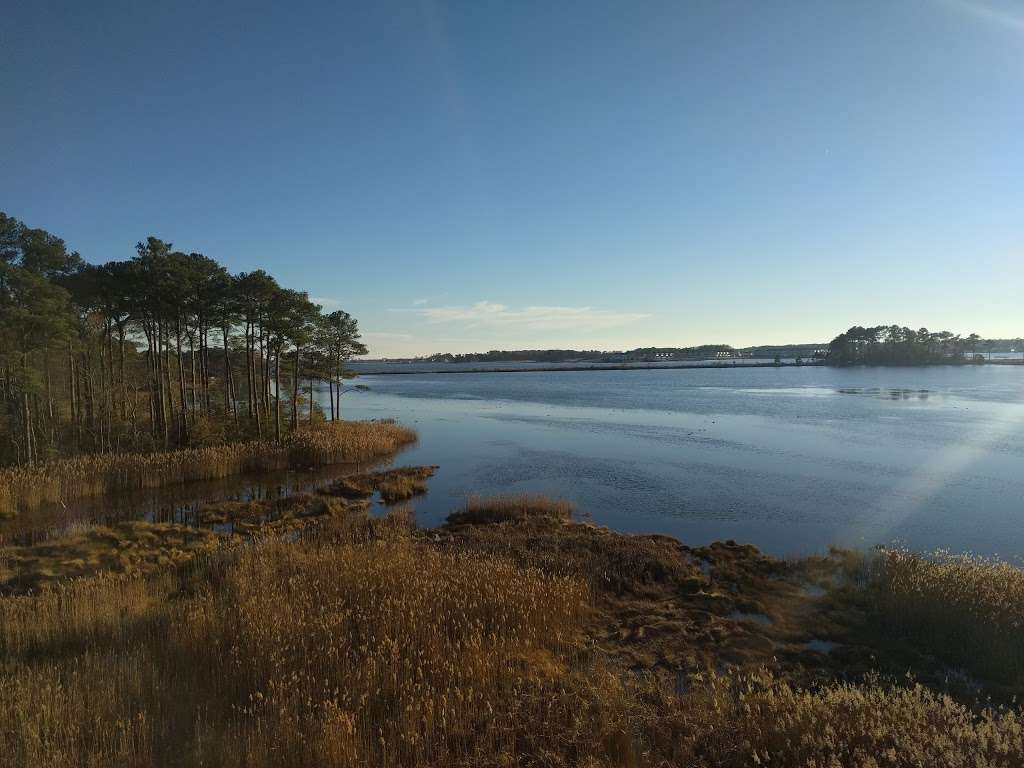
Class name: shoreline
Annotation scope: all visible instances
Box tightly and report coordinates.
[355,360,826,375]
[4,454,1024,763]
[356,359,1024,375]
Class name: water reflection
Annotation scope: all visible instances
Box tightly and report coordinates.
[0,457,395,547]
[836,387,931,400]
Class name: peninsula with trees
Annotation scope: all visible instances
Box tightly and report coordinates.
[1,211,366,467]
[3,211,1024,766]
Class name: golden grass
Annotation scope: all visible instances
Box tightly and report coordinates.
[320,465,437,504]
[3,494,1024,765]
[217,539,587,767]
[446,493,575,526]
[0,420,417,518]
[284,420,417,468]
[866,548,1024,682]
[374,466,435,504]
[0,521,220,593]
[0,521,590,767]
[655,668,1024,766]
[197,493,356,528]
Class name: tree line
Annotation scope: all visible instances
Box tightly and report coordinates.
[421,345,737,363]
[0,212,366,466]
[826,325,1008,365]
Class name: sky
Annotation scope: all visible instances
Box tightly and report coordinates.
[3,0,1022,357]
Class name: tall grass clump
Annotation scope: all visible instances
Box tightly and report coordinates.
[867,548,1024,682]
[0,420,416,518]
[446,493,575,526]
[284,419,416,467]
[662,668,1024,766]
[217,540,588,766]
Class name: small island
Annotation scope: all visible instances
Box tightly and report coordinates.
[825,325,1018,365]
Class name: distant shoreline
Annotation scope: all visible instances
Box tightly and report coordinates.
[355,359,1022,375]
[355,360,826,375]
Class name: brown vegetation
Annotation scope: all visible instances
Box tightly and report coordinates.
[2,494,1023,766]
[446,493,574,526]
[0,521,220,593]
[0,420,416,518]
[283,420,417,468]
[320,465,437,504]
[863,548,1024,684]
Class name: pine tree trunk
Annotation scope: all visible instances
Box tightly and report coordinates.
[68,341,78,444]
[245,322,254,419]
[221,325,234,423]
[291,348,300,430]
[274,348,282,443]
[189,331,198,415]
[175,317,188,439]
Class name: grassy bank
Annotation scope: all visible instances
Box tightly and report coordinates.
[0,420,416,519]
[3,492,1024,765]
[863,548,1024,684]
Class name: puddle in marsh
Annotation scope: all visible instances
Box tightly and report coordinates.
[0,457,396,547]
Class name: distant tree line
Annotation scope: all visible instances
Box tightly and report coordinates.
[423,349,609,363]
[0,212,366,466]
[981,339,1024,352]
[826,325,1003,365]
[421,345,737,363]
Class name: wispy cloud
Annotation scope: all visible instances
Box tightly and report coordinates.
[391,300,650,331]
[942,0,1024,33]
[412,298,430,306]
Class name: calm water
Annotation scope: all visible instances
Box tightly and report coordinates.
[336,364,1024,558]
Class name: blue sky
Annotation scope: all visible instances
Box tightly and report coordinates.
[3,0,1022,356]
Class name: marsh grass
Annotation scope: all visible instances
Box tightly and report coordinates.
[283,420,416,468]
[320,465,437,505]
[3,494,1024,766]
[0,516,593,768]
[866,548,1024,683]
[197,493,357,528]
[0,521,222,593]
[0,420,416,518]
[446,493,575,526]
[373,466,436,503]
[658,668,1024,766]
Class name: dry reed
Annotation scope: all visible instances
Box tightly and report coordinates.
[283,420,416,468]
[320,465,437,504]
[658,668,1024,766]
[0,521,220,593]
[2,509,1024,766]
[0,528,591,767]
[866,548,1024,682]
[0,420,416,518]
[3,495,1024,766]
[446,493,575,526]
